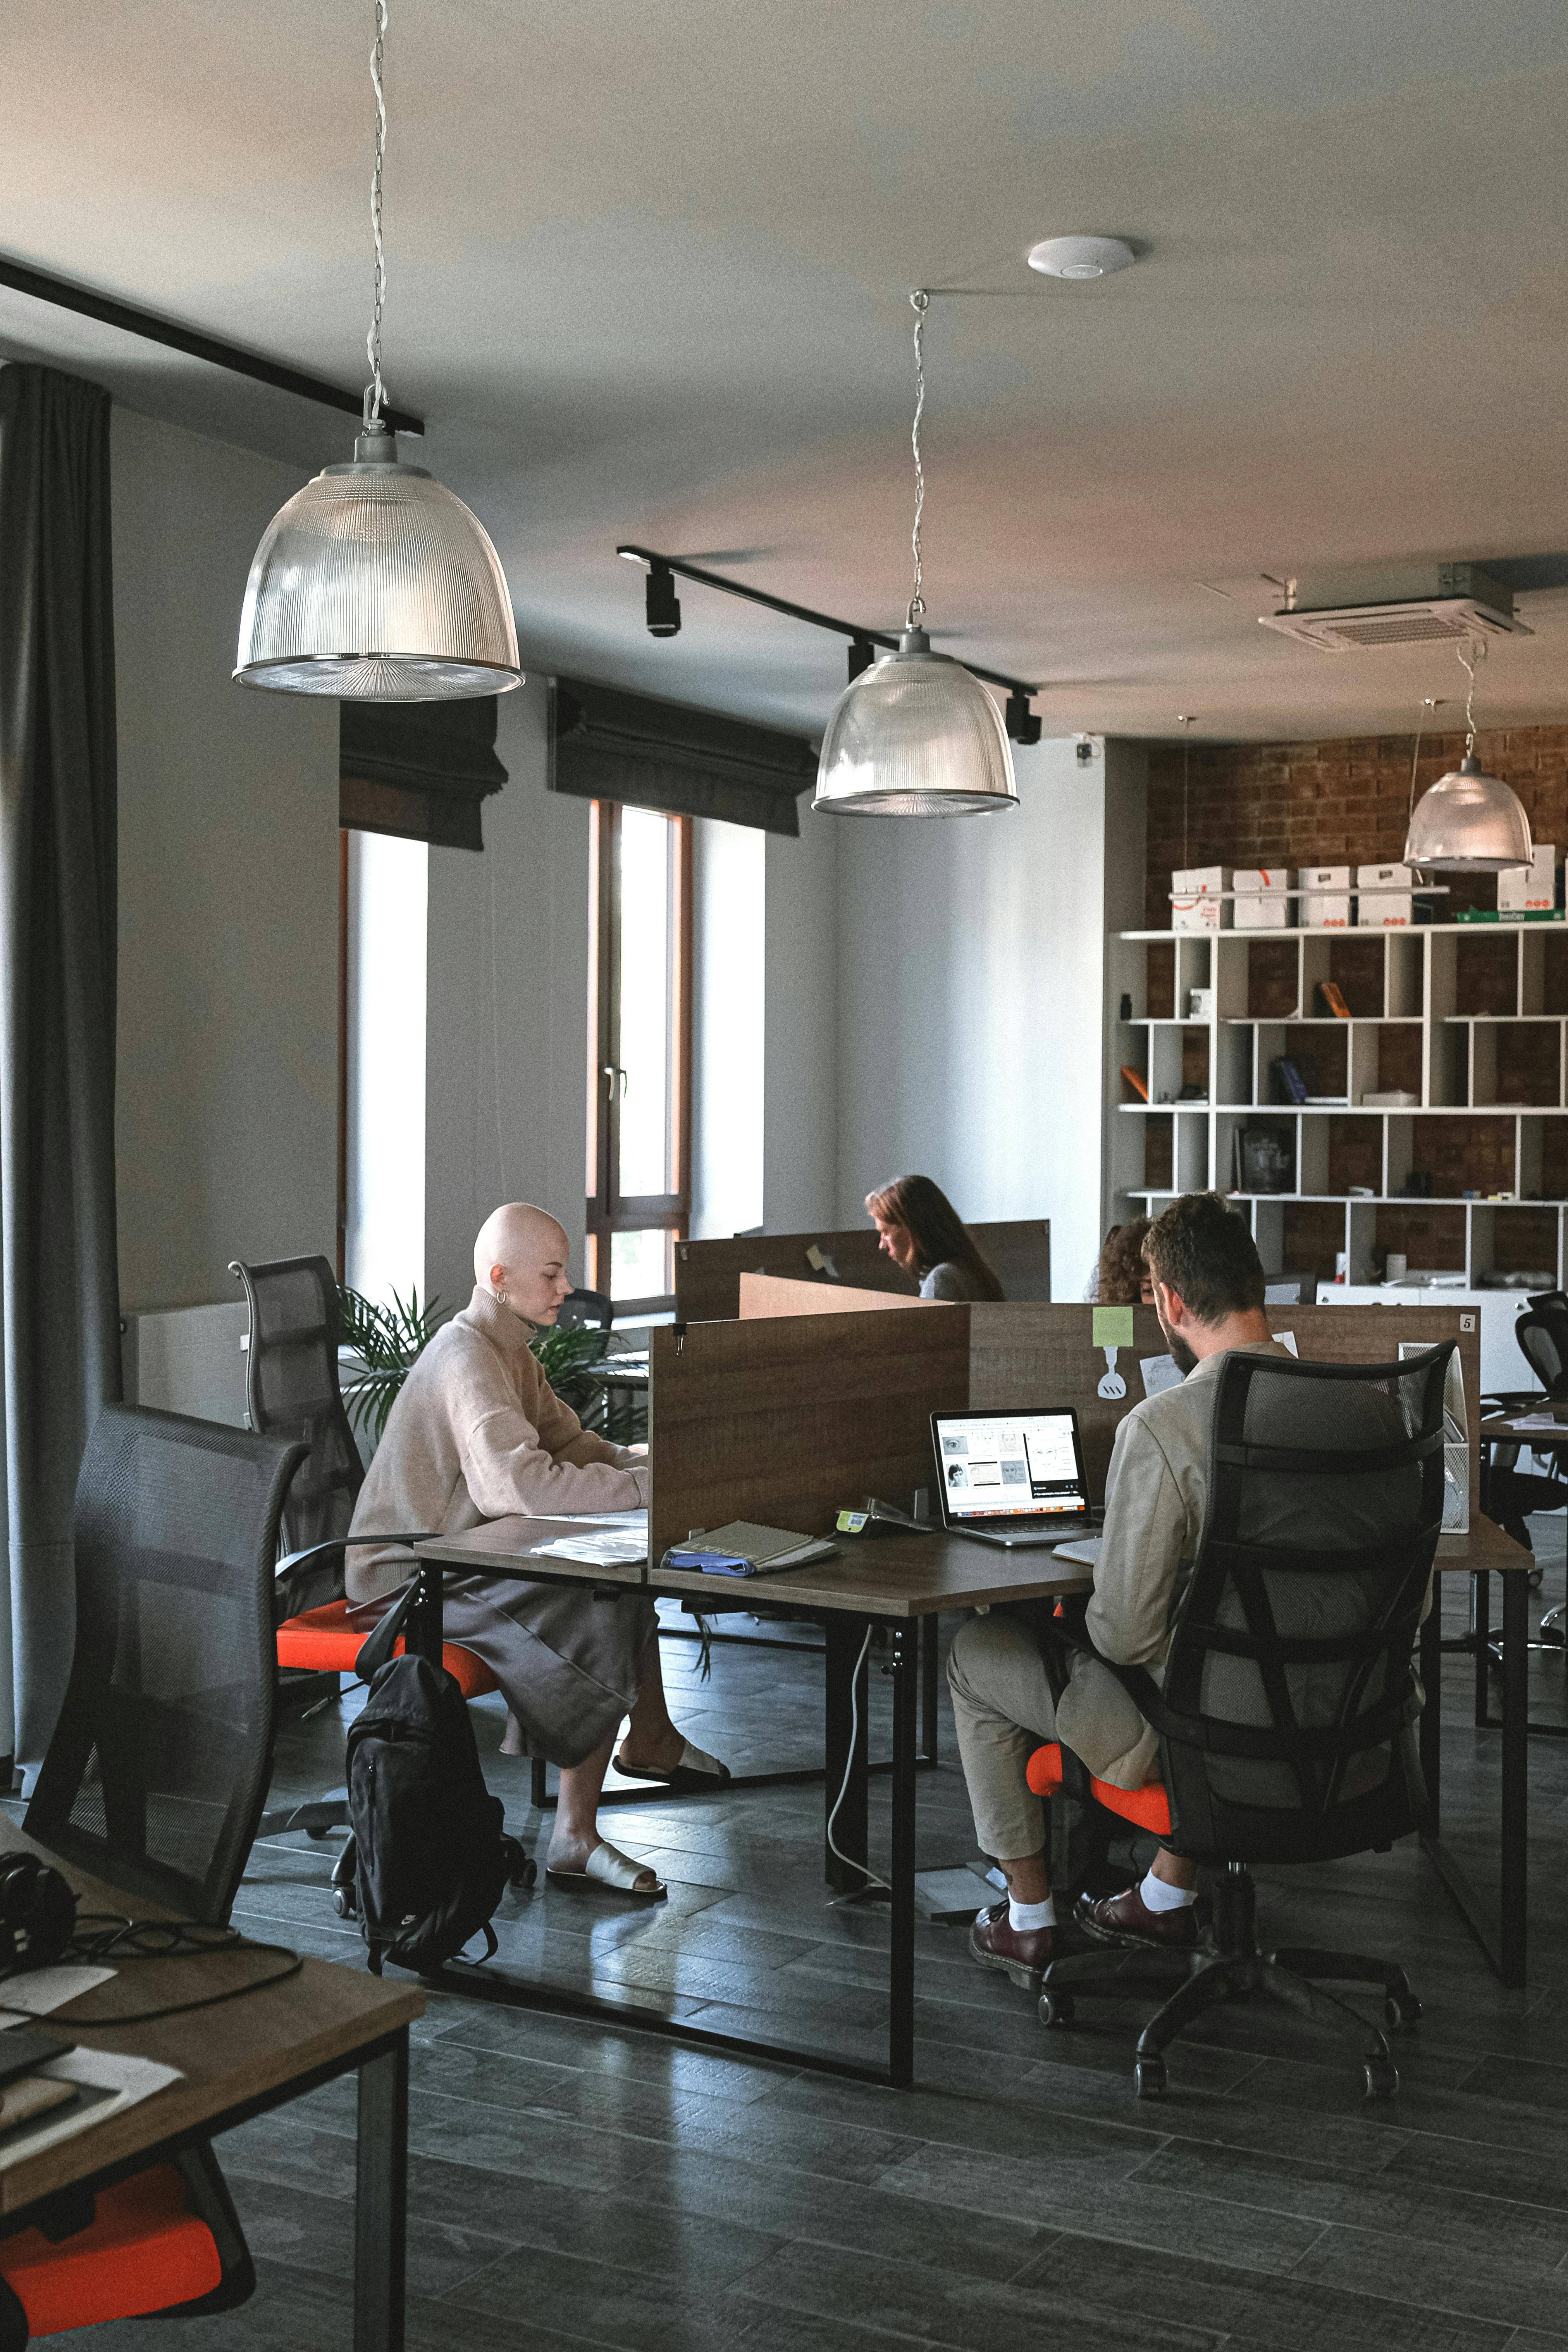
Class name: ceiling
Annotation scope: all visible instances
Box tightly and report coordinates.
[6,0,1568,746]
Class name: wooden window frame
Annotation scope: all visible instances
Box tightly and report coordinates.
[585,801,694,1316]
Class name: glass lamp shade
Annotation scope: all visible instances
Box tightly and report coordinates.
[234,432,523,700]
[1403,754,1533,873]
[812,628,1018,816]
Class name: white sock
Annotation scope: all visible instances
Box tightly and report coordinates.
[1008,1894,1055,1932]
[1139,1866,1197,1913]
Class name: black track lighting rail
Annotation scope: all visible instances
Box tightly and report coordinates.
[617,543,1041,740]
[0,254,425,437]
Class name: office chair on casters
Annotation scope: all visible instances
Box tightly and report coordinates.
[1036,1343,1451,2103]
[1477,1290,1568,1637]
[8,1403,310,2340]
[229,1255,523,1859]
[558,1286,614,1331]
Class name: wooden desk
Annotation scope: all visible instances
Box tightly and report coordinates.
[415,1522,1088,2088]
[0,1816,421,2351]
[1422,1518,1535,1988]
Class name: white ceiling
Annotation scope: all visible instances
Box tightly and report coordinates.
[6,0,1568,745]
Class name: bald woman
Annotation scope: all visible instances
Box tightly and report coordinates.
[346,1203,725,1899]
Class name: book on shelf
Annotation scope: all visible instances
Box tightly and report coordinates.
[1317,980,1351,1019]
[1272,1056,1309,1105]
[1120,1064,1150,1102]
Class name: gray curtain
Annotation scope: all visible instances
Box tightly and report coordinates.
[0,364,120,1779]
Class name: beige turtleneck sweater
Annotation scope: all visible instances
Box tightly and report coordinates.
[345,1286,649,1605]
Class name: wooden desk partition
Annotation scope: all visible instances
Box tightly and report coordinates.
[968,1302,1169,1502]
[675,1231,913,1322]
[969,1302,1480,1511]
[650,1294,1479,1555]
[648,1305,969,1563]
[675,1219,1052,1322]
[739,1273,928,1320]
[972,1219,1052,1303]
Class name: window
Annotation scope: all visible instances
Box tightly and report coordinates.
[586,802,692,1313]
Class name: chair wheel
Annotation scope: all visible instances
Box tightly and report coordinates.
[332,1885,355,1919]
[1384,1992,1422,2029]
[1362,2058,1398,2100]
[1134,2056,1167,2099]
[306,1825,329,1840]
[1038,1990,1074,2028]
[501,1837,535,1889]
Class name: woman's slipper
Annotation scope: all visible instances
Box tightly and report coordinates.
[613,1738,731,1791]
[544,1841,667,1901]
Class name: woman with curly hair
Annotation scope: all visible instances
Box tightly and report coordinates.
[864,1174,1004,1302]
[1084,1216,1153,1305]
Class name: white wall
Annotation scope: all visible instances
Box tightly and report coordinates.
[762,812,839,1231]
[423,679,593,1315]
[345,830,428,1307]
[690,818,765,1238]
[832,737,1148,1300]
[112,407,338,1314]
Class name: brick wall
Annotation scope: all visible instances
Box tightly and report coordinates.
[1145,723,1568,929]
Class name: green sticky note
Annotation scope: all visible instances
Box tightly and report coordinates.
[1093,1306,1135,1348]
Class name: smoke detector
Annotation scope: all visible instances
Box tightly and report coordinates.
[1259,564,1532,653]
[1027,236,1136,281]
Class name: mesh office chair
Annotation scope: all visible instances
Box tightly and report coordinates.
[229,1254,365,1620]
[1478,1290,1568,1641]
[558,1287,614,1331]
[1035,1343,1450,2101]
[8,1403,309,2340]
[230,1255,510,1846]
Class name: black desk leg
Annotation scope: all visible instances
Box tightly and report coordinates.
[407,1566,446,1667]
[889,1622,917,2088]
[919,1613,940,1766]
[1501,1568,1528,1988]
[824,1617,870,1892]
[1473,1569,1491,1728]
[355,2030,409,2352]
[1419,1600,1441,1838]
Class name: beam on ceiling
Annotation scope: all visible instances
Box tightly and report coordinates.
[0,253,425,437]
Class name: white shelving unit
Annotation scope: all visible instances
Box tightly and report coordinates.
[1105,921,1568,1288]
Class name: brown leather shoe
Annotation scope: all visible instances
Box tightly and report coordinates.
[969,1899,1053,1991]
[1076,1882,1198,1950]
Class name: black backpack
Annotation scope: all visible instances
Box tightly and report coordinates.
[341,1652,518,1976]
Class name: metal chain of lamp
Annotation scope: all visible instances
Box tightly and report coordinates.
[813,292,1018,816]
[234,0,522,701]
[1403,641,1531,873]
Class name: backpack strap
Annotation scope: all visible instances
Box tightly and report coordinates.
[354,1578,422,1683]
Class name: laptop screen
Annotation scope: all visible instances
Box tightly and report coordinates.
[933,1408,1088,1522]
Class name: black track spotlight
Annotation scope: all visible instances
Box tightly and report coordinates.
[847,638,876,683]
[1005,690,1041,746]
[645,563,682,639]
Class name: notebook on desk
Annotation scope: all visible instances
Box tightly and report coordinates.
[664,1521,839,1577]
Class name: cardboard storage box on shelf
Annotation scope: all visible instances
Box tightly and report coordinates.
[1235,868,1297,930]
[1497,845,1558,918]
[1301,866,1353,927]
[1356,861,1414,928]
[1170,866,1232,932]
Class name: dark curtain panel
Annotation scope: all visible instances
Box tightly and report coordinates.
[551,678,816,837]
[0,365,120,1777]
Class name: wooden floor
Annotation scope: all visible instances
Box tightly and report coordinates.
[95,1538,1568,2352]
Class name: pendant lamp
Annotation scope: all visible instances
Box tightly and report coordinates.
[814,293,1017,816]
[1403,643,1530,873]
[234,2,522,702]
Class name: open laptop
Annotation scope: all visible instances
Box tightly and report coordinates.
[931,1406,1096,1550]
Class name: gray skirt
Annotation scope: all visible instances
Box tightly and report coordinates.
[348,1572,657,1769]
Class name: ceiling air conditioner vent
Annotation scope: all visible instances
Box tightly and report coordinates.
[1258,565,1532,654]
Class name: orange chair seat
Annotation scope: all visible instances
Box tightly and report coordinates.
[277,1599,497,1701]
[1027,1742,1172,1836]
[1,2166,221,2333]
